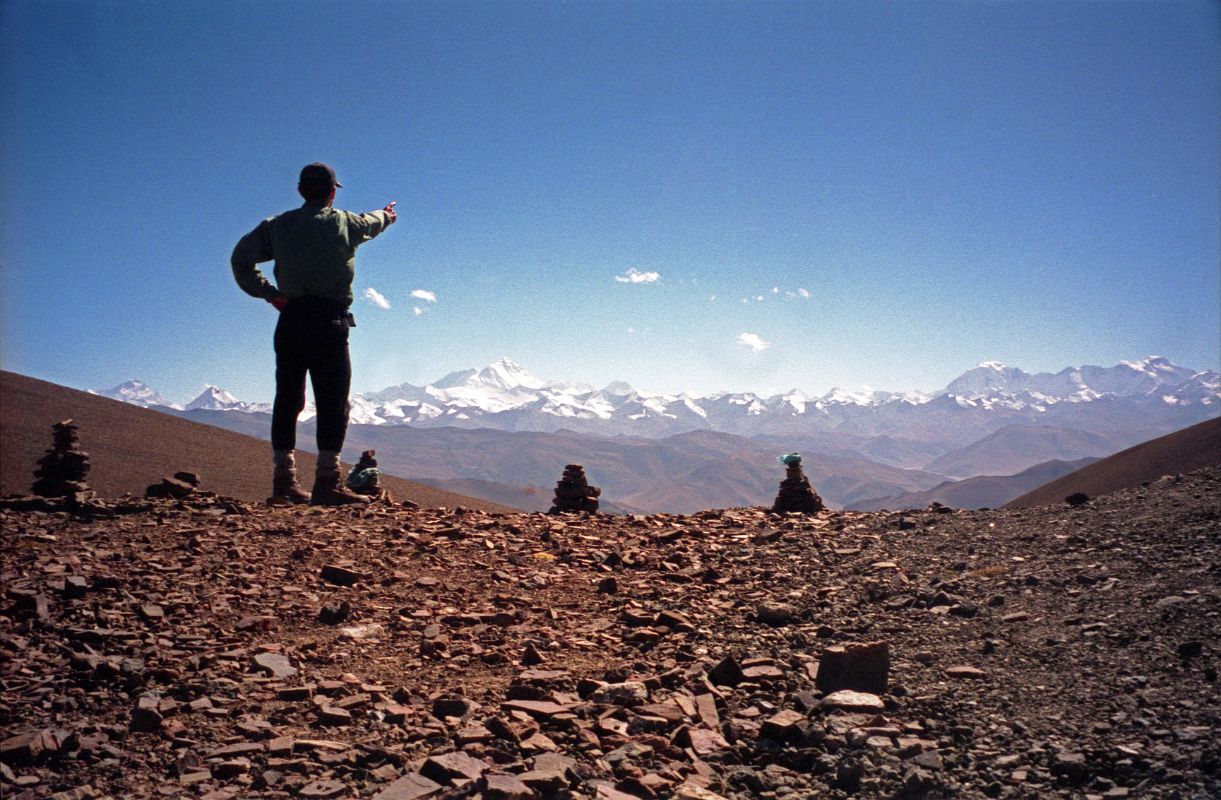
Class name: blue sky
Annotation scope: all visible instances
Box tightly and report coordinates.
[2,0,1218,402]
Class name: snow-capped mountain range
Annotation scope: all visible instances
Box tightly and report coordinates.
[96,356,1219,442]
[93,381,272,415]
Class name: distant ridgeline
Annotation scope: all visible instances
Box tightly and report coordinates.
[99,356,1218,441]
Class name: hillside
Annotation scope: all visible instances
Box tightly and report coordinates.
[0,371,516,513]
[852,457,1098,511]
[1006,414,1221,508]
[925,424,1126,479]
[2,462,1217,799]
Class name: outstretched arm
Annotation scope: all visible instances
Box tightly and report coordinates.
[347,201,398,243]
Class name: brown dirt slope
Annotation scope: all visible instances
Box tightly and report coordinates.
[852,457,1098,512]
[1005,414,1221,508]
[0,370,515,512]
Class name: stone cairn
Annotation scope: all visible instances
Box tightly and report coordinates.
[771,453,824,514]
[347,450,387,500]
[548,464,600,514]
[32,419,93,499]
[146,472,201,500]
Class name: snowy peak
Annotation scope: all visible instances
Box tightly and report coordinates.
[94,379,182,410]
[433,358,545,392]
[942,357,1206,401]
[945,363,1031,397]
[601,381,636,396]
[186,385,268,413]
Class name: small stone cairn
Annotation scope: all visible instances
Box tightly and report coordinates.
[146,472,201,500]
[548,464,600,514]
[347,450,388,501]
[32,420,93,499]
[771,453,823,514]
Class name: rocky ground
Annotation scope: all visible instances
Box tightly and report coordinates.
[1,468,1217,800]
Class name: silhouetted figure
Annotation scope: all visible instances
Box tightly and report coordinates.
[232,162,397,506]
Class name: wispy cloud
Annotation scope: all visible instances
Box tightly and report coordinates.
[410,289,437,303]
[737,332,770,352]
[413,306,425,316]
[614,267,661,284]
[364,287,391,309]
[785,287,812,299]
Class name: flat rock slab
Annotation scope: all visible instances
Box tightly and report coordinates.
[373,773,443,800]
[252,652,297,679]
[501,699,574,719]
[676,725,731,755]
[421,751,491,785]
[822,690,886,712]
[945,666,988,680]
[298,780,347,799]
[320,564,363,586]
[483,772,534,800]
[1,730,57,765]
[760,709,808,740]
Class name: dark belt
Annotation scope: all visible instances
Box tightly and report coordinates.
[283,296,356,326]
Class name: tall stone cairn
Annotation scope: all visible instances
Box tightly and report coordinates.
[772,455,823,514]
[32,419,93,498]
[548,464,601,514]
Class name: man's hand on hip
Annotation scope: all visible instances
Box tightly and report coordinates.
[269,295,289,311]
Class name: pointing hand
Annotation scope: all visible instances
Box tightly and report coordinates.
[383,201,397,224]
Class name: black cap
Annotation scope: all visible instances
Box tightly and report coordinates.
[299,162,342,188]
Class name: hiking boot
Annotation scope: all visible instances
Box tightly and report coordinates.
[311,468,370,507]
[271,468,311,504]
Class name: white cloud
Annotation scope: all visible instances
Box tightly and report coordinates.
[413,306,425,316]
[755,295,764,302]
[614,267,661,284]
[798,287,810,298]
[737,332,770,352]
[364,287,391,309]
[709,294,717,302]
[772,286,779,294]
[410,289,437,303]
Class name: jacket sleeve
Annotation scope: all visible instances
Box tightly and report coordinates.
[230,219,280,300]
[346,210,393,245]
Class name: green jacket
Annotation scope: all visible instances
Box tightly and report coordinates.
[231,202,393,308]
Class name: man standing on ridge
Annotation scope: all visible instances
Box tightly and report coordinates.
[231,163,397,505]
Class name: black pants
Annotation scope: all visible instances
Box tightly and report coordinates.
[271,298,351,454]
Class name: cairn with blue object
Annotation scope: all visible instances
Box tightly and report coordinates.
[772,453,823,514]
[347,450,386,500]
